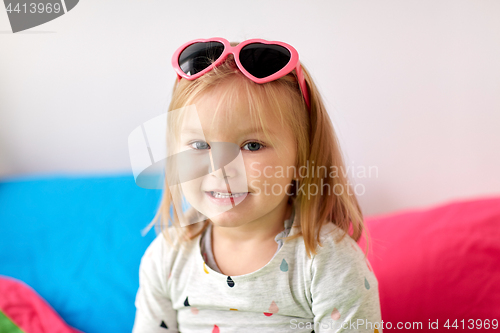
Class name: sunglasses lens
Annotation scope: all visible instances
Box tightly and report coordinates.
[239,43,291,79]
[179,42,225,76]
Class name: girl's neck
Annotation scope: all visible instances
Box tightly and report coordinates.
[211,197,293,250]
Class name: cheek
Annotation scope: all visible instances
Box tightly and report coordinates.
[245,159,266,181]
[244,155,294,185]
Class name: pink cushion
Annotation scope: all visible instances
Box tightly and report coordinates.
[359,196,500,331]
[0,275,83,333]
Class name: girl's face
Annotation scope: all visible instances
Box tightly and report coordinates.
[178,84,297,228]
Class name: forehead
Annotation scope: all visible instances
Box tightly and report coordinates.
[187,82,282,135]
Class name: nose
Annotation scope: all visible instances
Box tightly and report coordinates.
[210,165,232,179]
[209,142,240,179]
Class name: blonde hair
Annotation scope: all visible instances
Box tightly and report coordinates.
[143,42,372,259]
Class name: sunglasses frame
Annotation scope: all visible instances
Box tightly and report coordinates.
[171,37,311,110]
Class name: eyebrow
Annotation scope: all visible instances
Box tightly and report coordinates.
[180,127,274,136]
[180,128,204,134]
[240,127,268,135]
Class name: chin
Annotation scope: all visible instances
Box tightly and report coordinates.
[209,210,248,227]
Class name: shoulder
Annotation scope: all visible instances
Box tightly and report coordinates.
[290,217,357,250]
[143,226,180,258]
[309,222,378,300]
[139,226,199,293]
[307,223,383,326]
[310,222,372,284]
[289,222,367,277]
[139,226,187,278]
[316,222,360,255]
[289,221,362,260]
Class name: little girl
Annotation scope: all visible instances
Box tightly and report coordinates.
[132,37,383,333]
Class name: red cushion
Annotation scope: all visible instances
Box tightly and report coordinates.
[359,196,500,331]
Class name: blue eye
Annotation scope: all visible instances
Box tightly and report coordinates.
[243,142,265,152]
[189,141,210,150]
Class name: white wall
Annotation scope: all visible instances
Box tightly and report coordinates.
[1,0,499,216]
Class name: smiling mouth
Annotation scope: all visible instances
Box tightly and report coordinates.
[206,191,249,199]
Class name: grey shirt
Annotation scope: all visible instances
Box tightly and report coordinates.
[132,207,383,332]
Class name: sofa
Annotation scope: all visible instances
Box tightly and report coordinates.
[0,174,498,332]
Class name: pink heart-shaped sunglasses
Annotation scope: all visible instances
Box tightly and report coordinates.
[171,37,311,110]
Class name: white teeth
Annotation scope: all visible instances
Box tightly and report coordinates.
[211,191,247,199]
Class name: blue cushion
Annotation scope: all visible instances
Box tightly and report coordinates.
[0,173,163,333]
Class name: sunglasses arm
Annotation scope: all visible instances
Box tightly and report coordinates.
[294,63,311,110]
